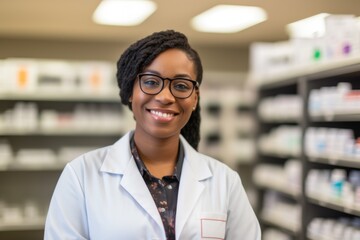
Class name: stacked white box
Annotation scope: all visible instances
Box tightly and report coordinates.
[2,58,38,93]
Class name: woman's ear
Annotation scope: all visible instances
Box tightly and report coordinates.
[193,89,199,111]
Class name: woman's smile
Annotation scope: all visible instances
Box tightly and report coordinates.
[148,109,178,122]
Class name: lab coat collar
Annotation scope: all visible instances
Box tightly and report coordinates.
[100,131,133,175]
[100,131,213,239]
[100,131,212,181]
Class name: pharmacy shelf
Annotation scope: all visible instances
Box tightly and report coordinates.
[252,55,360,86]
[307,236,325,240]
[0,219,45,231]
[310,113,360,122]
[0,92,119,102]
[307,194,360,217]
[308,156,360,169]
[255,74,302,238]
[254,57,360,240]
[307,233,354,240]
[261,214,300,235]
[257,77,299,91]
[259,151,300,159]
[306,236,349,240]
[0,164,65,171]
[254,180,301,199]
[0,86,123,239]
[0,128,123,136]
[260,118,300,124]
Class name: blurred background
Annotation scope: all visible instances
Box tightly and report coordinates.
[1,0,360,239]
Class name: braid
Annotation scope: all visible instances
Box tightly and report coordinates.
[180,99,201,150]
[116,30,203,150]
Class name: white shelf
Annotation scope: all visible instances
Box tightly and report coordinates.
[0,219,44,231]
[0,92,119,102]
[259,149,300,159]
[307,193,360,217]
[260,117,300,123]
[310,112,360,122]
[0,128,123,136]
[0,156,68,171]
[252,56,360,85]
[308,154,360,169]
[0,163,65,171]
[261,214,300,234]
[307,236,321,240]
[254,178,300,199]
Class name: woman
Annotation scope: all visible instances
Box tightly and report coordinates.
[44,30,261,240]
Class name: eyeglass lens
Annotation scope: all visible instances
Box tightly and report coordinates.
[139,74,196,98]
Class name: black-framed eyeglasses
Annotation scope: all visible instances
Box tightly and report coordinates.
[137,73,199,99]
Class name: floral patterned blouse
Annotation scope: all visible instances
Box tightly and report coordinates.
[130,135,184,240]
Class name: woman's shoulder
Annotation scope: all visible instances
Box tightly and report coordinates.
[67,132,132,171]
[185,148,239,183]
[197,151,237,173]
[66,145,111,172]
[181,137,238,178]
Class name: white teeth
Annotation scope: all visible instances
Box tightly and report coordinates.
[150,110,174,118]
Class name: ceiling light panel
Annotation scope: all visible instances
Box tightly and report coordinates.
[93,0,157,26]
[191,5,267,33]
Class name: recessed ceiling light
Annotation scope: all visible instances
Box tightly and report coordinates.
[286,13,330,38]
[93,0,157,26]
[191,5,267,33]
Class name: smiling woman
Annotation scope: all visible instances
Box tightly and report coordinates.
[44,30,261,240]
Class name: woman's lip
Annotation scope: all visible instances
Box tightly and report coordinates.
[146,108,179,115]
[147,109,179,121]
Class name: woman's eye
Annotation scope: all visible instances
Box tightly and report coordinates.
[143,79,160,87]
[173,82,191,91]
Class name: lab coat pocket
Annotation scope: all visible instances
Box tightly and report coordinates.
[200,212,227,240]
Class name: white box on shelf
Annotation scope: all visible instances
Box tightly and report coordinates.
[76,61,115,94]
[292,37,327,67]
[15,149,57,168]
[2,58,38,93]
[249,41,295,84]
[36,59,77,93]
[58,146,96,163]
[325,15,360,60]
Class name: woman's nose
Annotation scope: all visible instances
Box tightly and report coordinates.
[155,81,175,103]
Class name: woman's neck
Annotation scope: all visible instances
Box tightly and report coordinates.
[133,131,180,178]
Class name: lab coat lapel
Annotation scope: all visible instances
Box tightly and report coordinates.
[100,132,164,234]
[120,159,165,233]
[176,137,212,239]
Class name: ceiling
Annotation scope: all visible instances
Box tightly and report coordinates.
[1,0,360,48]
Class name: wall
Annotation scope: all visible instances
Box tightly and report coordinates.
[0,38,250,73]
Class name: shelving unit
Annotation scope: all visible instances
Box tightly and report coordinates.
[254,75,302,240]
[199,87,257,206]
[0,90,133,239]
[253,57,360,240]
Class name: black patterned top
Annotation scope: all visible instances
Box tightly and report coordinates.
[130,135,184,240]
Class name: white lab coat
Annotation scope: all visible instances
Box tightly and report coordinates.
[44,131,261,240]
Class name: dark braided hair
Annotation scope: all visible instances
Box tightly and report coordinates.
[116,30,203,150]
